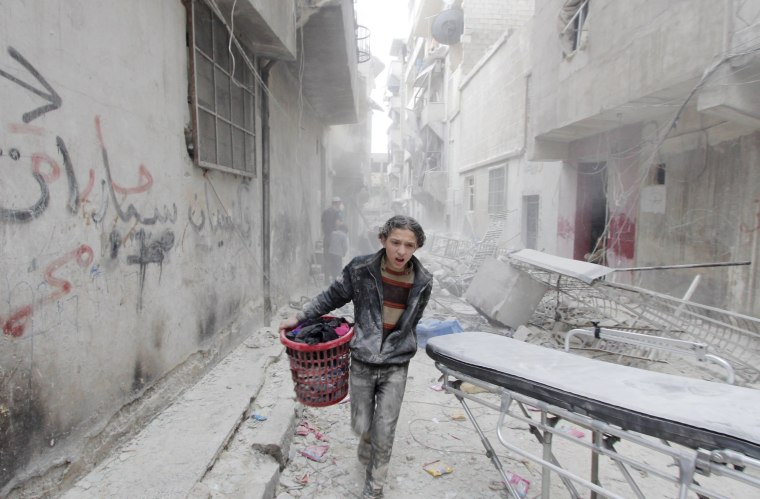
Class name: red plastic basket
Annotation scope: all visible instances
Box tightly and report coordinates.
[280,319,354,407]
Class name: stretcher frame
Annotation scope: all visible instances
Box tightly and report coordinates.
[427,333,760,499]
[564,327,736,384]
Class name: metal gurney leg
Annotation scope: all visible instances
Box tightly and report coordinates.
[440,364,617,498]
[435,362,760,499]
[427,332,760,498]
[447,376,521,498]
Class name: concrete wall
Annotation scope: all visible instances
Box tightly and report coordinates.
[450,21,563,253]
[527,0,760,314]
[458,29,528,169]
[531,0,727,142]
[461,0,534,76]
[451,28,528,238]
[635,122,760,314]
[0,0,329,491]
[518,160,563,254]
[268,63,326,300]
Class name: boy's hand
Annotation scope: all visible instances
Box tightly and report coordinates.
[279,316,299,334]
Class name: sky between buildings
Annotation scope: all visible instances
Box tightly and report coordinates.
[355,0,409,153]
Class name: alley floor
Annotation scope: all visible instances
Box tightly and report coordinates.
[196,250,759,499]
[61,250,760,499]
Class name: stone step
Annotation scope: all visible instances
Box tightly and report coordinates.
[62,330,283,499]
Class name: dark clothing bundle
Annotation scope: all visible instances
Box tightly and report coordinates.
[285,316,351,345]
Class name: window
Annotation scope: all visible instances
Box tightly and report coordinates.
[648,163,666,185]
[488,167,506,214]
[559,0,589,55]
[465,176,475,211]
[189,0,258,176]
[523,195,540,250]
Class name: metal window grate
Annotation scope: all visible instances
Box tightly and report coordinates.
[190,0,257,176]
[488,166,506,214]
[523,195,539,250]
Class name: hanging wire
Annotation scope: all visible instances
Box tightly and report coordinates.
[199,0,327,303]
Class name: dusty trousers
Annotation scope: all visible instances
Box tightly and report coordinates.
[349,358,409,498]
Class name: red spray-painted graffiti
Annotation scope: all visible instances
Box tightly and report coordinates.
[1,244,94,337]
[112,163,153,195]
[1,46,170,225]
[607,213,636,260]
[557,216,574,240]
[94,115,175,225]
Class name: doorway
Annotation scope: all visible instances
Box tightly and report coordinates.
[573,162,607,263]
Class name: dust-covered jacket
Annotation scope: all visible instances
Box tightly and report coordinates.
[297,249,433,365]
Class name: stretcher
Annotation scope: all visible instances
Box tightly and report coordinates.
[426,332,760,498]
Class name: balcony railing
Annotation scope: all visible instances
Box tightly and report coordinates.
[356,24,371,63]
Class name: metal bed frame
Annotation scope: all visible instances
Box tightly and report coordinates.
[507,249,760,384]
[427,332,760,499]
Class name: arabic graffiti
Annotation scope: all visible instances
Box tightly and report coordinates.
[1,244,94,337]
[0,46,62,123]
[126,229,176,310]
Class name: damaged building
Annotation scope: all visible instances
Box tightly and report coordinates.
[0,0,373,493]
[395,0,760,318]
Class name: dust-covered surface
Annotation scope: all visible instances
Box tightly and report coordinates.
[86,250,759,499]
[270,344,759,498]
[266,251,760,498]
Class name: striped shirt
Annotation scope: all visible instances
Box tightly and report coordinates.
[381,256,415,342]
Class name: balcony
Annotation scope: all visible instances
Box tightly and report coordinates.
[420,101,445,131]
[299,0,359,124]
[213,0,296,60]
[414,170,447,209]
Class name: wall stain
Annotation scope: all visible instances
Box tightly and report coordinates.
[0,380,47,489]
[197,293,218,343]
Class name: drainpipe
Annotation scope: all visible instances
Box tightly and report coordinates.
[262,59,277,321]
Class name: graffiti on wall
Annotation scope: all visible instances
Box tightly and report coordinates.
[0,46,177,326]
[1,244,93,337]
[557,216,574,240]
[0,47,61,123]
[1,45,255,334]
[126,229,176,310]
[187,180,253,238]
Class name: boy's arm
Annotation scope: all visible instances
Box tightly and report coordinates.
[297,262,354,321]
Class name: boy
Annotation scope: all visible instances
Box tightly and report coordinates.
[280,215,433,498]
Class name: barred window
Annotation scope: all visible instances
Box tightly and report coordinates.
[488,166,506,214]
[523,195,540,250]
[188,0,258,176]
[466,176,475,211]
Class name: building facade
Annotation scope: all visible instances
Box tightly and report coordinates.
[395,0,565,255]
[529,0,760,314]
[0,0,366,493]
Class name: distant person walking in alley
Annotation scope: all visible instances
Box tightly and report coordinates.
[324,220,349,284]
[279,215,433,499]
[321,196,344,282]
[321,196,343,242]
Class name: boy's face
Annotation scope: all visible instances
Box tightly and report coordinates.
[380,228,418,272]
